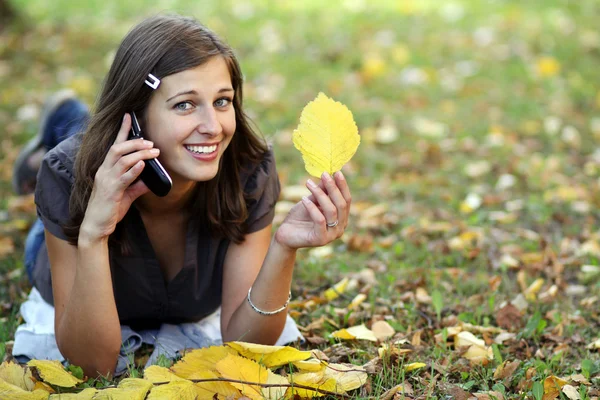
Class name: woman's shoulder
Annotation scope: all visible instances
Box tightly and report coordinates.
[40,132,83,181]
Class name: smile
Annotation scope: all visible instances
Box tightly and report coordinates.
[184,144,217,154]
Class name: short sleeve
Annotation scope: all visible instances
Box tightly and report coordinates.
[243,148,281,233]
[34,151,75,241]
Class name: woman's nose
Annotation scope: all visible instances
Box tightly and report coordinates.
[196,107,222,136]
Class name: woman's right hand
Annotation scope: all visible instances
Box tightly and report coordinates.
[79,114,158,242]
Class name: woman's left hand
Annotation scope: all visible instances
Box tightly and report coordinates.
[275,171,351,250]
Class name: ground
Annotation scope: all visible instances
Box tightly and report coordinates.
[0,0,599,398]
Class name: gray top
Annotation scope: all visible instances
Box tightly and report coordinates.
[33,133,280,329]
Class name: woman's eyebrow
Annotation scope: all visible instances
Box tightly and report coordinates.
[166,88,234,103]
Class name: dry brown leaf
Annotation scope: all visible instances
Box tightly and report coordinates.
[543,375,569,400]
[493,360,521,380]
[371,321,395,341]
[496,303,523,330]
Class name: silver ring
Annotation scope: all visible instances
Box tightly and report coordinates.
[326,220,339,228]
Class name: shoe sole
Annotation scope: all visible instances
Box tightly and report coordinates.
[12,89,78,195]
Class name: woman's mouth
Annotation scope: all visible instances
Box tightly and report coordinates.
[184,143,219,161]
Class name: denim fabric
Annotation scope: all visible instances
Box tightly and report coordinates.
[23,99,89,285]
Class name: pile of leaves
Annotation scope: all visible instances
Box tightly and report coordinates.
[0,341,368,399]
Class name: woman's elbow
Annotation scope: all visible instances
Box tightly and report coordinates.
[57,338,120,379]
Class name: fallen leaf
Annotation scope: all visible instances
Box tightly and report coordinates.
[144,366,187,383]
[323,277,350,301]
[48,388,97,399]
[331,324,378,342]
[27,360,82,388]
[292,92,360,177]
[562,384,581,400]
[543,375,568,400]
[404,362,426,372]
[0,361,34,391]
[227,342,311,368]
[146,380,197,400]
[493,360,521,380]
[94,378,153,400]
[171,345,236,377]
[371,321,395,341]
[496,303,523,330]
[215,354,278,400]
[0,380,49,399]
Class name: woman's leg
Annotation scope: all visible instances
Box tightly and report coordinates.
[16,91,90,284]
[13,89,89,195]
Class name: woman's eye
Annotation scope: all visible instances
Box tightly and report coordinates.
[214,98,232,107]
[175,101,193,111]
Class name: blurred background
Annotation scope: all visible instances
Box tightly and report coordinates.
[1,0,600,373]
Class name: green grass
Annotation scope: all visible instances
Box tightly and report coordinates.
[1,0,600,398]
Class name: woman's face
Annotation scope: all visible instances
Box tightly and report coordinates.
[144,56,236,185]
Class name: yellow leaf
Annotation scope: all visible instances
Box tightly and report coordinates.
[536,57,561,78]
[144,366,187,383]
[292,92,360,177]
[0,361,35,391]
[93,378,153,400]
[587,337,600,349]
[525,278,545,301]
[48,388,97,399]
[227,342,311,368]
[146,381,197,400]
[323,363,367,392]
[404,362,426,372]
[292,359,327,372]
[185,370,241,399]
[348,293,367,310]
[170,345,236,378]
[331,324,377,342]
[215,354,271,400]
[454,331,486,348]
[0,380,48,399]
[262,371,289,400]
[323,277,349,301]
[26,361,82,388]
[289,372,339,398]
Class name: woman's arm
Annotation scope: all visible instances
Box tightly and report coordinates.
[221,171,351,343]
[221,225,295,344]
[47,231,121,378]
[48,114,159,377]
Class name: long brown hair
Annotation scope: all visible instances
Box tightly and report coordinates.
[64,14,267,248]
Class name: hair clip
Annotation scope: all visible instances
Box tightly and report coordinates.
[145,73,160,90]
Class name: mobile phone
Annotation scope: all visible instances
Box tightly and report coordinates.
[128,112,172,197]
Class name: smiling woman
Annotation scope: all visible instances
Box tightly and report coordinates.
[11,13,353,378]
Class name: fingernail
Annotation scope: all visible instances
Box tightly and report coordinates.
[307,179,317,188]
[123,114,127,122]
[322,172,331,181]
[150,148,160,154]
[335,171,344,180]
[143,140,153,146]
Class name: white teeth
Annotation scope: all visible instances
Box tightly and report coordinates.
[185,144,217,154]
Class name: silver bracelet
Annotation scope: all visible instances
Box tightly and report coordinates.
[247,286,291,316]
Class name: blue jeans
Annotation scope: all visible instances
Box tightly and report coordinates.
[23,99,89,284]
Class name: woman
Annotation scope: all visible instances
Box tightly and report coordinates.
[12,14,351,378]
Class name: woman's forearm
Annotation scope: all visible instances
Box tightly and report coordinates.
[222,238,297,344]
[56,235,121,377]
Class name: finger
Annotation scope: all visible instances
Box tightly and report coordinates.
[116,159,146,189]
[306,178,337,225]
[334,171,351,205]
[114,113,132,144]
[301,196,327,229]
[105,137,155,168]
[125,178,151,200]
[321,172,347,220]
[114,148,160,174]
[306,179,325,203]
